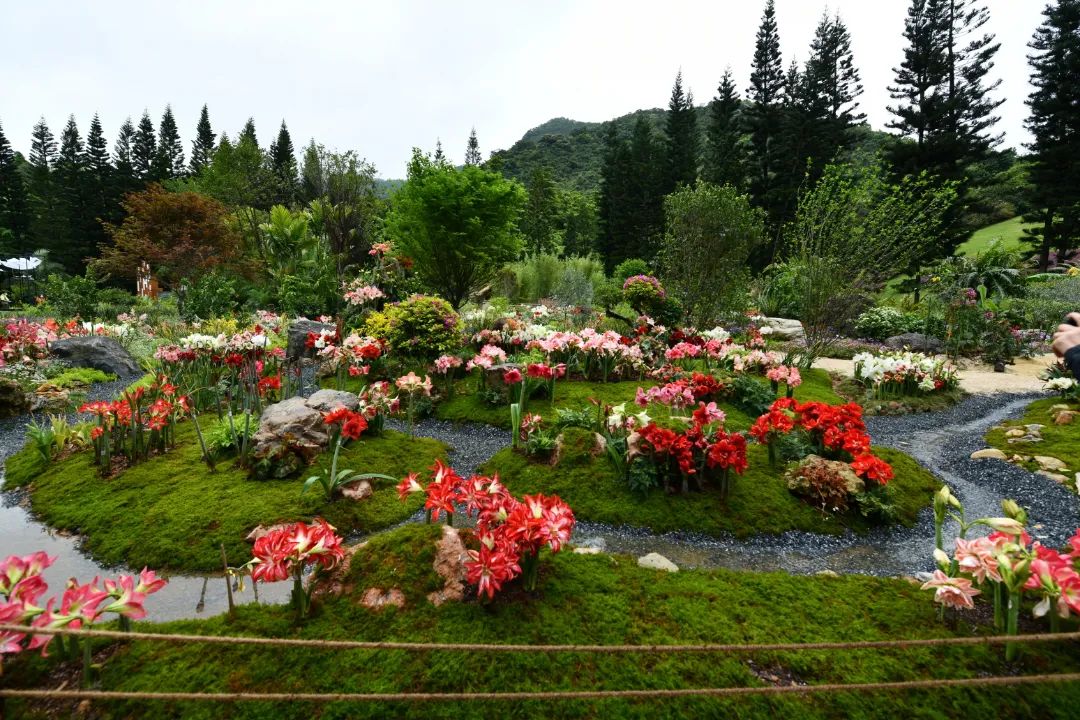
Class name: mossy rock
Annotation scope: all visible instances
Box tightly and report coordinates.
[4,425,448,572]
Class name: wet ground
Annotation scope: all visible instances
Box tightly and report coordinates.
[2,385,1076,622]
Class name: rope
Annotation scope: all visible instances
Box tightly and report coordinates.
[1,624,1077,654]
[3,673,1080,703]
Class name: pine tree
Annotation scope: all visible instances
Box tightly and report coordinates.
[83,114,113,251]
[156,105,185,180]
[745,0,787,234]
[27,117,61,254]
[113,118,138,197]
[190,104,215,175]
[703,68,747,189]
[132,111,158,181]
[1024,0,1080,268]
[0,121,31,252]
[240,118,258,147]
[663,70,699,192]
[772,60,817,224]
[433,138,445,164]
[53,115,88,271]
[521,165,559,255]
[805,12,864,160]
[464,128,482,166]
[268,120,298,205]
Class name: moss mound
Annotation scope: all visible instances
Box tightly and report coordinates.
[3,426,448,572]
[986,397,1080,478]
[5,524,1080,719]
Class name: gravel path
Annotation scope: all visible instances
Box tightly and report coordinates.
[815,354,1054,394]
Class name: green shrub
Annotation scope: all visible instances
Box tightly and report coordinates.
[854,307,919,341]
[382,294,461,360]
[42,271,99,318]
[622,275,667,317]
[731,375,775,417]
[182,270,239,320]
[612,258,650,284]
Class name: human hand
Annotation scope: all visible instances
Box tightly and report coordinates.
[1052,313,1080,357]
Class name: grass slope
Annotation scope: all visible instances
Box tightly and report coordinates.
[3,426,447,572]
[956,216,1035,257]
[485,429,938,537]
[6,524,1080,719]
[985,397,1080,477]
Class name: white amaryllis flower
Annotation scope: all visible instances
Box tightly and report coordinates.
[701,327,731,342]
[1045,377,1077,392]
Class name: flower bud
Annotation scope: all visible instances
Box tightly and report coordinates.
[933,548,951,570]
[981,517,1025,535]
[1001,499,1027,524]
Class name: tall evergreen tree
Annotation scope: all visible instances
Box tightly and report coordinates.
[1024,0,1080,268]
[433,139,445,164]
[0,121,31,252]
[132,111,158,181]
[190,104,215,175]
[521,165,559,255]
[663,71,699,192]
[112,118,138,197]
[52,115,88,271]
[464,128,482,166]
[598,117,665,267]
[703,68,747,189]
[268,120,298,205]
[240,118,258,147]
[745,0,787,255]
[83,114,113,251]
[156,105,185,180]
[27,117,61,254]
[805,12,864,159]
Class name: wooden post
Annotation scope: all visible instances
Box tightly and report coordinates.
[220,543,235,617]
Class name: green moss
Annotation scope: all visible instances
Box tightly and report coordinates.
[5,524,1079,719]
[834,376,966,416]
[986,397,1080,477]
[6,426,447,572]
[46,367,117,388]
[3,443,48,488]
[485,439,938,538]
[345,522,446,604]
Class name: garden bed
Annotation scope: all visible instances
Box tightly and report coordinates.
[2,426,448,572]
[485,428,939,537]
[833,374,966,416]
[985,396,1080,482]
[4,523,1079,720]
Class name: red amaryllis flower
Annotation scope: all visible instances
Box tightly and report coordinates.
[526,363,552,380]
[706,431,748,474]
[323,406,352,425]
[396,472,423,500]
[503,368,523,384]
[466,544,521,600]
[258,374,282,395]
[340,412,368,440]
[79,401,113,417]
[850,453,893,485]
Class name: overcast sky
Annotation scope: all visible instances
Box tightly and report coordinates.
[0,0,1047,179]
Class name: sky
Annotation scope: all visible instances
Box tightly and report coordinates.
[0,0,1048,179]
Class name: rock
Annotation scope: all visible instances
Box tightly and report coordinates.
[1054,411,1076,426]
[1036,470,1071,485]
[286,319,335,363]
[427,526,468,607]
[1034,456,1068,472]
[1005,428,1028,439]
[340,479,373,502]
[360,587,406,609]
[1007,436,1042,444]
[970,448,1007,460]
[305,389,360,414]
[30,383,71,413]
[573,547,603,555]
[483,363,523,391]
[1051,404,1071,412]
[0,378,31,418]
[1026,424,1045,432]
[815,570,840,578]
[49,336,139,377]
[758,317,805,342]
[1010,455,1030,464]
[884,333,944,353]
[637,553,679,572]
[245,523,292,543]
[250,396,329,459]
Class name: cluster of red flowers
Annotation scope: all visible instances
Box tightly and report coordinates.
[250,519,346,584]
[750,398,893,485]
[323,406,368,441]
[637,417,748,480]
[1,551,167,657]
[80,376,190,469]
[399,461,575,599]
[526,363,567,381]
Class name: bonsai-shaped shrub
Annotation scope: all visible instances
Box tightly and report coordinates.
[785,455,865,513]
[371,294,461,361]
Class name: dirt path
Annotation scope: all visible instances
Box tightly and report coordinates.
[814,353,1056,394]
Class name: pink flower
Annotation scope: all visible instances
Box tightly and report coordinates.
[396,372,433,396]
[101,575,148,620]
[921,570,981,610]
[503,368,522,385]
[135,568,168,595]
[954,537,1002,584]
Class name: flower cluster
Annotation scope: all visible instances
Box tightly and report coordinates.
[750,399,893,485]
[343,279,385,306]
[1,551,166,657]
[0,320,56,366]
[853,350,958,397]
[80,375,190,471]
[399,461,575,598]
[249,519,346,584]
[466,344,508,371]
[320,332,384,377]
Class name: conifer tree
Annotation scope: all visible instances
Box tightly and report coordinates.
[703,68,747,189]
[268,120,298,205]
[113,118,138,197]
[0,121,31,252]
[27,117,61,254]
[240,118,258,147]
[464,128,482,166]
[598,116,665,266]
[745,0,786,234]
[132,111,158,181]
[433,138,445,164]
[53,115,87,271]
[83,114,113,249]
[190,104,215,175]
[1024,0,1080,268]
[805,12,864,160]
[663,70,699,192]
[156,105,185,180]
[521,165,559,255]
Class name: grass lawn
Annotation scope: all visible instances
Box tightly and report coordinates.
[955,216,1036,257]
[485,428,938,537]
[5,523,1079,720]
[985,396,1080,477]
[3,425,448,572]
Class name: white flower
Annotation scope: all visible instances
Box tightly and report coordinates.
[1045,377,1077,392]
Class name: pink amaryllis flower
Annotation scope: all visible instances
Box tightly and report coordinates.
[921,570,981,610]
[954,537,1002,584]
[395,372,433,396]
[101,575,148,620]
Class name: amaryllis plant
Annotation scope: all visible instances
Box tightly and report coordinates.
[399,461,575,598]
[240,519,345,621]
[0,319,56,367]
[302,407,394,501]
[432,354,463,399]
[319,332,385,389]
[395,372,432,437]
[1,551,166,685]
[927,487,1080,660]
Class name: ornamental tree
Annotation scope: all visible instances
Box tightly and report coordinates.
[385,149,525,308]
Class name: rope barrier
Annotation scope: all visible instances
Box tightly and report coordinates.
[1,624,1077,654]
[3,673,1080,703]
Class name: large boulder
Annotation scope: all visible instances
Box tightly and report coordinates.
[0,378,31,418]
[758,317,805,342]
[251,396,330,456]
[286,320,336,363]
[49,336,139,377]
[305,389,360,414]
[884,332,944,353]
